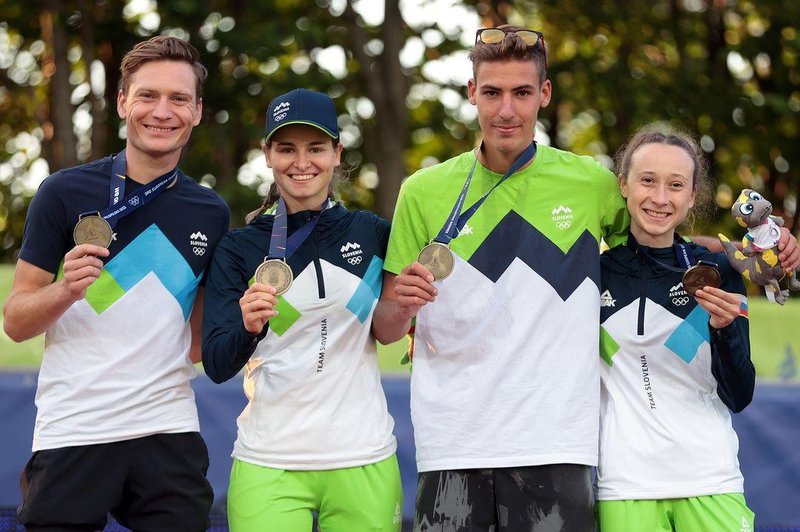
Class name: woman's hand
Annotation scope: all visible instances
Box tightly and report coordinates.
[240,283,279,334]
[694,286,744,329]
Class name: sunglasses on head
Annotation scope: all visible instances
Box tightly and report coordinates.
[475,28,547,69]
[475,27,544,47]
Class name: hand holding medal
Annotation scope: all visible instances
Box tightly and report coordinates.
[240,282,280,334]
[61,240,110,300]
[640,239,722,297]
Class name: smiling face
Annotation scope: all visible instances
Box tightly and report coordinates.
[117,60,202,169]
[264,124,343,213]
[620,142,697,248]
[467,59,551,173]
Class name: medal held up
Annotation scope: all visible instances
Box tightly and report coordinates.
[419,141,537,282]
[254,196,328,295]
[73,150,177,249]
[73,214,114,248]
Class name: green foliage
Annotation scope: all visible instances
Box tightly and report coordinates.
[1,0,798,263]
[527,1,800,236]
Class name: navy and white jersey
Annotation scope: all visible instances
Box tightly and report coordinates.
[202,204,397,470]
[19,155,230,451]
[597,234,754,500]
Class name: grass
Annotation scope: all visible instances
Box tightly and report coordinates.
[1,263,796,380]
[0,264,45,368]
[747,297,800,382]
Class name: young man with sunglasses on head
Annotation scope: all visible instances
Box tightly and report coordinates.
[375,24,800,532]
[372,24,629,531]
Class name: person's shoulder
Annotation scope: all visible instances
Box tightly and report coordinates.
[601,241,635,269]
[214,220,262,252]
[344,207,388,226]
[326,205,390,238]
[44,157,111,185]
[404,151,475,188]
[538,145,612,174]
[34,157,111,200]
[176,173,230,211]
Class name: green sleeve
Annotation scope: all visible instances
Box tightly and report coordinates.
[597,166,629,248]
[384,174,431,274]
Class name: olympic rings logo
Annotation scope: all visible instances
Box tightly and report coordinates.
[193,246,206,256]
[672,296,689,306]
[347,256,363,265]
[556,221,572,230]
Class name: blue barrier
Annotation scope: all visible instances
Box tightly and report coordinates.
[1,372,798,527]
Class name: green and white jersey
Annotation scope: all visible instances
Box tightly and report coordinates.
[385,145,628,472]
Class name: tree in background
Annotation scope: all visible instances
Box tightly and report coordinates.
[0,0,797,263]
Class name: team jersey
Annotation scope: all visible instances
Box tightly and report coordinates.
[597,234,754,500]
[19,155,230,451]
[384,145,629,472]
[202,204,397,470]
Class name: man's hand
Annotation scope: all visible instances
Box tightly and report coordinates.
[240,283,278,334]
[777,227,800,273]
[61,244,110,301]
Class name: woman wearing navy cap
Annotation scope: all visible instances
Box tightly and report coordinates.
[203,88,402,531]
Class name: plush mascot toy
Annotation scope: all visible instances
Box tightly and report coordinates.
[718,189,800,305]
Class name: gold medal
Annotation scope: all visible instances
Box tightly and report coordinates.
[417,242,455,281]
[682,263,721,296]
[73,215,113,248]
[254,259,293,295]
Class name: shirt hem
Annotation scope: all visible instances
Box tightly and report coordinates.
[32,423,201,452]
[232,442,397,471]
[416,452,597,473]
[597,482,745,501]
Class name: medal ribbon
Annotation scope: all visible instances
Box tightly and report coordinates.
[434,141,537,245]
[635,234,697,273]
[267,197,330,260]
[81,150,178,228]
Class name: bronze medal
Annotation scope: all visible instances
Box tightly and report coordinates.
[417,242,455,281]
[73,215,113,248]
[254,259,293,295]
[682,263,721,296]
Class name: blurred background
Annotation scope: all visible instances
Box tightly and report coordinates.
[1,0,798,251]
[1,0,799,530]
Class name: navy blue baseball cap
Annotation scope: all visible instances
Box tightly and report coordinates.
[264,88,339,142]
